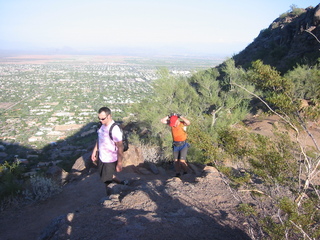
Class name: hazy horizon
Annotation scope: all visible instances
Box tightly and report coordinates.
[1,0,319,58]
[0,42,245,58]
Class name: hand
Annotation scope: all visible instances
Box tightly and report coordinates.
[116,161,123,172]
[170,113,179,117]
[91,152,97,161]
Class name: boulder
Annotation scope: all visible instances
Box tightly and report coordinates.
[46,165,69,185]
[145,162,159,174]
[314,4,320,24]
[71,152,91,173]
[123,145,144,167]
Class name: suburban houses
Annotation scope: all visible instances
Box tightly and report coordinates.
[0,55,213,173]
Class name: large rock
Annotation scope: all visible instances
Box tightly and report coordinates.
[70,145,145,179]
[122,145,144,167]
[314,4,320,24]
[71,152,92,173]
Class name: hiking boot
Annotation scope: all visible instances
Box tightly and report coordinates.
[121,180,129,185]
[106,187,112,196]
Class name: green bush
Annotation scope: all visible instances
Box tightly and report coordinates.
[279,5,305,19]
[238,203,257,217]
[218,166,251,188]
[217,128,253,159]
[285,63,320,101]
[0,161,24,201]
[249,132,298,185]
[187,123,219,165]
[261,197,320,239]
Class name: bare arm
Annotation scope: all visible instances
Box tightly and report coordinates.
[180,116,191,126]
[160,116,169,124]
[115,141,124,172]
[91,141,98,161]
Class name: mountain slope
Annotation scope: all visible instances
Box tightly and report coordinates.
[232,4,320,72]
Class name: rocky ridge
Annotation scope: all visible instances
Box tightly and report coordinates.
[233,4,320,72]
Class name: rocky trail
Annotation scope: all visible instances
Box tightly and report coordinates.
[0,162,253,240]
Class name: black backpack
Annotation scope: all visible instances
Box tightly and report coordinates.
[109,122,129,152]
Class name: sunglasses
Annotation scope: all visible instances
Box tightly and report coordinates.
[98,116,108,121]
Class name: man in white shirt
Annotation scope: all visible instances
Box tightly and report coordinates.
[91,107,127,195]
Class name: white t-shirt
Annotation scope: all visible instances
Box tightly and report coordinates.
[98,121,123,163]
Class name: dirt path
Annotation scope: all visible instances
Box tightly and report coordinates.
[0,172,104,240]
[0,166,252,240]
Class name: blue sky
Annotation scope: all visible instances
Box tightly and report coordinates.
[0,0,319,57]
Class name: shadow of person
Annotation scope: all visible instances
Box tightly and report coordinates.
[49,165,251,240]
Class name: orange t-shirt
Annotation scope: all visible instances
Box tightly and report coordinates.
[171,122,187,142]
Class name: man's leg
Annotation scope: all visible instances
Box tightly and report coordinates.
[102,162,116,195]
[104,181,112,195]
[112,175,128,185]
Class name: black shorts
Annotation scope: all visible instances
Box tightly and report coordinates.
[98,160,117,183]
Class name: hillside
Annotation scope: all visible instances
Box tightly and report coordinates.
[1,4,320,240]
[0,116,319,240]
[232,4,320,72]
[0,126,284,240]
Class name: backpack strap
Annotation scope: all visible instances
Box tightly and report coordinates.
[109,122,117,141]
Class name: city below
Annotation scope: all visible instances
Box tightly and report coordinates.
[0,54,223,170]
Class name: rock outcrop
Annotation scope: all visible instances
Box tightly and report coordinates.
[233,4,320,73]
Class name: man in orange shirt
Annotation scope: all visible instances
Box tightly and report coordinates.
[161,113,191,177]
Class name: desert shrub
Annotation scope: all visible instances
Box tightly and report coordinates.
[23,175,61,201]
[248,132,298,185]
[218,166,251,188]
[0,161,24,201]
[141,144,161,164]
[290,5,305,16]
[186,146,208,164]
[127,131,140,146]
[261,215,287,240]
[261,197,320,239]
[302,102,320,120]
[285,63,320,101]
[246,60,293,94]
[187,123,219,165]
[279,5,305,19]
[217,128,254,159]
[238,203,258,217]
[231,59,320,238]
